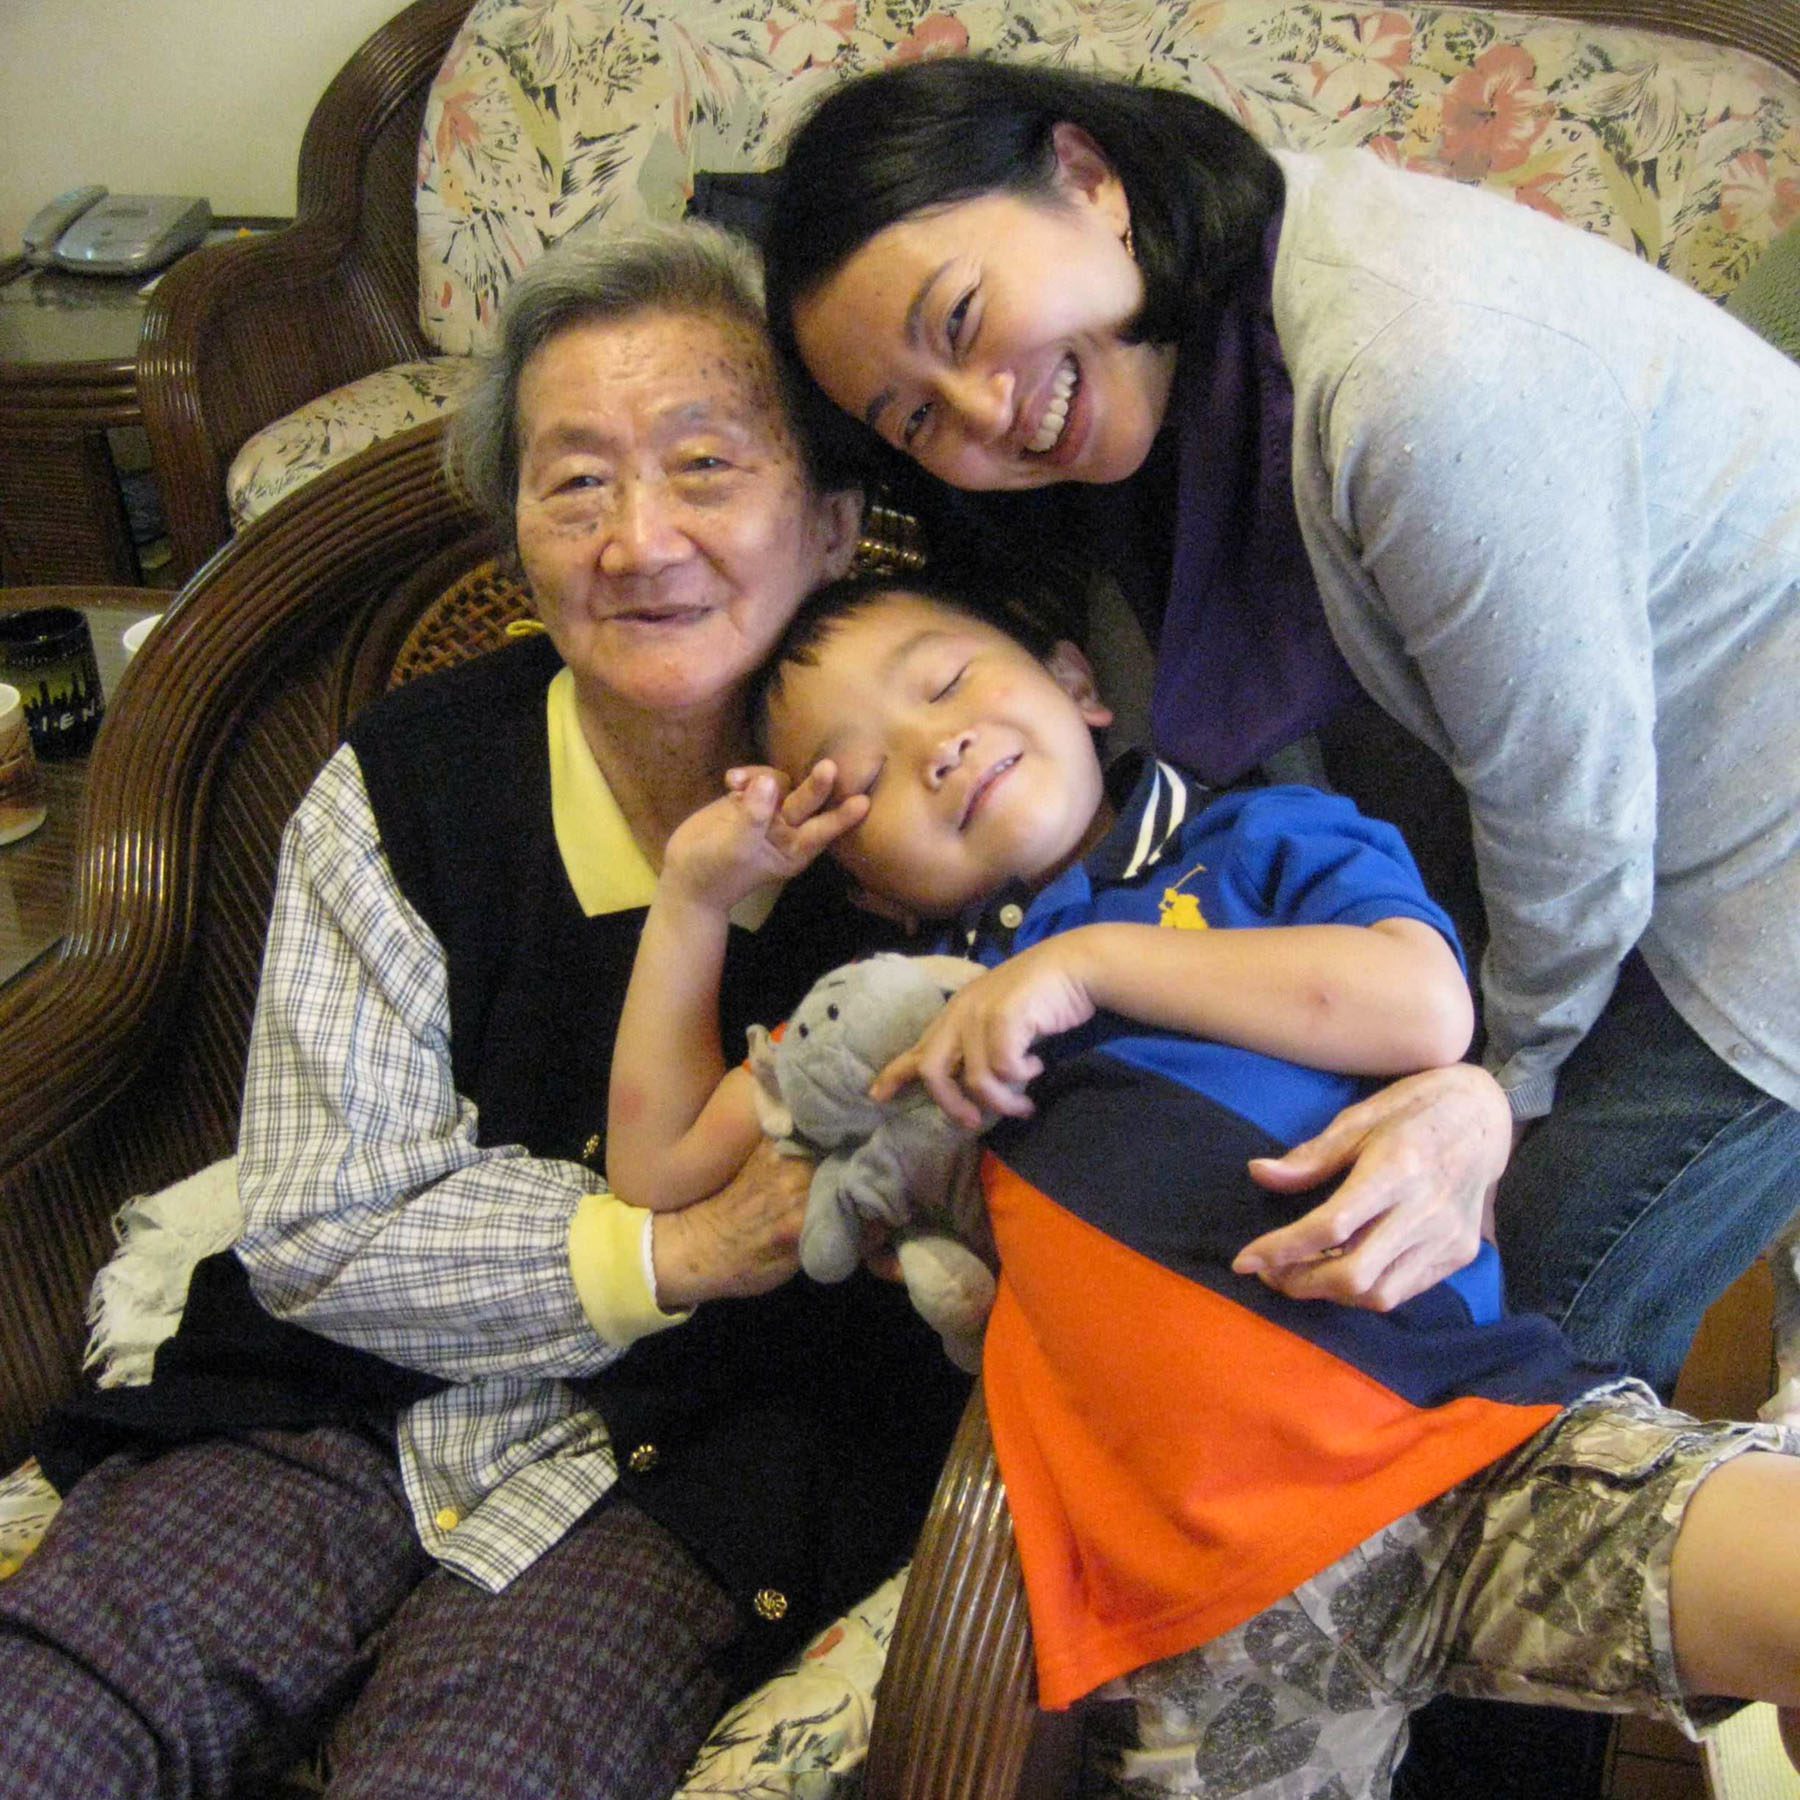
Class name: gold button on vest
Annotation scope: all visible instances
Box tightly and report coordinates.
[752,1588,789,1622]
[626,1442,659,1475]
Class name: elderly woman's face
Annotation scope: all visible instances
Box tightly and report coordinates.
[514,309,857,720]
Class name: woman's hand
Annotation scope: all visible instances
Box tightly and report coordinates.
[648,1140,811,1309]
[1230,1063,1511,1310]
[663,761,867,914]
[870,938,1097,1129]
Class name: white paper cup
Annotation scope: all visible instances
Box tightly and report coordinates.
[0,681,49,845]
[122,613,165,659]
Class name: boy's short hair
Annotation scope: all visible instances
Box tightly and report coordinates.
[751,573,1062,753]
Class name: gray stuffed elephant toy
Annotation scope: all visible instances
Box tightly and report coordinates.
[747,953,997,1372]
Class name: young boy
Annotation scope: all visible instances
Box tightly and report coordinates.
[607,577,1800,1798]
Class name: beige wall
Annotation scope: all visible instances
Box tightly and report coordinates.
[0,0,410,253]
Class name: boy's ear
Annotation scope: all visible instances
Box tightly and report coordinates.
[1046,639,1115,730]
[818,487,865,581]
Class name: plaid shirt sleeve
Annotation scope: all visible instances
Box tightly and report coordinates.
[236,744,623,1383]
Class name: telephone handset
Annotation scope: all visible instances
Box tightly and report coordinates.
[19,186,212,276]
[21,186,109,265]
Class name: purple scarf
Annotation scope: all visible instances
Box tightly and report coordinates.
[1149,209,1363,784]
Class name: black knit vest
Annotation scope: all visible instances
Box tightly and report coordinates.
[350,637,968,1680]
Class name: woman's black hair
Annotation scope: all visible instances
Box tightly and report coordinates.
[763,56,1282,367]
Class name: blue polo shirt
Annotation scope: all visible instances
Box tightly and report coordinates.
[957,756,1599,1707]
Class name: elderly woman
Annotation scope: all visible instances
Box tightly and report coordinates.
[0,225,969,1800]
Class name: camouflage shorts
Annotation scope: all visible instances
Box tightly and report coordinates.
[1083,1383,1798,1800]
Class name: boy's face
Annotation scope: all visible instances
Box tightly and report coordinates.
[763,592,1113,921]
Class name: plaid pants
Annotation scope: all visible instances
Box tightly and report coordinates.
[0,1425,740,1799]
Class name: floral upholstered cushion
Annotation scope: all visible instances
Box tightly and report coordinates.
[417,0,1800,357]
[1727,218,1800,357]
[674,1570,906,1798]
[240,0,1799,527]
[0,1459,59,1583]
[227,356,481,528]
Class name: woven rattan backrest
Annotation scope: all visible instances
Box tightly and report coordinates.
[386,557,535,690]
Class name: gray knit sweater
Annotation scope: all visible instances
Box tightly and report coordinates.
[1270,149,1799,1118]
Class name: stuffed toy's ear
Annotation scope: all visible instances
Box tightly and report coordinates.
[745,1024,793,1140]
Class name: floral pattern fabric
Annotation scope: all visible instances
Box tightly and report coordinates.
[418,0,1800,355]
[228,356,481,528]
[230,0,1799,529]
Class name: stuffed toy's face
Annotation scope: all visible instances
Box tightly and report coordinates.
[774,957,968,1148]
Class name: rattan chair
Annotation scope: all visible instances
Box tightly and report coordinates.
[137,0,468,580]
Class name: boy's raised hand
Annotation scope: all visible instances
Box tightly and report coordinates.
[870,937,1098,1130]
[664,761,868,913]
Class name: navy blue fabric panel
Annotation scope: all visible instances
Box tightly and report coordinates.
[991,1055,1601,1410]
[1097,1031,1364,1147]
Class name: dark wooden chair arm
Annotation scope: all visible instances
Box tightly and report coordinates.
[866,1384,1081,1800]
[0,419,482,1467]
[138,0,470,580]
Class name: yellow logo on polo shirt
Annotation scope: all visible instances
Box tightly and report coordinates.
[1158,863,1209,930]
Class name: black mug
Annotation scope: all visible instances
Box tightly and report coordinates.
[0,606,105,760]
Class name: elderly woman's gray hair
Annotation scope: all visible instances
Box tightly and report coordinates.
[447,221,822,546]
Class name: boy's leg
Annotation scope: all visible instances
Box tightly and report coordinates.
[1422,1389,1794,1738]
[1083,1588,1416,1800]
[0,1425,427,1799]
[1087,1390,1799,1799]
[1667,1448,1800,1714]
[325,1497,743,1800]
[1763,1214,1800,1425]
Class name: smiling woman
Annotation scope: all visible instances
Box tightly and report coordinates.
[512,312,859,735]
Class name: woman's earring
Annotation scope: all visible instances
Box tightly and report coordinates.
[1123,218,1136,260]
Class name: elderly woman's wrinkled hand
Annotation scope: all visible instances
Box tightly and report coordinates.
[1229,1063,1511,1311]
[648,1139,813,1309]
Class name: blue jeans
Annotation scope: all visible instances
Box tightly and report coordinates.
[1494,951,1800,1397]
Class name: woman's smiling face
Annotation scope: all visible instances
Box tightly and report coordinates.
[791,125,1177,492]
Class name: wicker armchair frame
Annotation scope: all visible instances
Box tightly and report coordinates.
[0,419,483,1465]
[137,0,469,580]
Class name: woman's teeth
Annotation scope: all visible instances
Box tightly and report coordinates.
[1026,357,1079,455]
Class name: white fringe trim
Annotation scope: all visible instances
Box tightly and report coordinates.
[82,1157,243,1389]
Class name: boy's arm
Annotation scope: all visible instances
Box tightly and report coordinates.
[876,918,1473,1129]
[607,764,867,1210]
[609,883,764,1210]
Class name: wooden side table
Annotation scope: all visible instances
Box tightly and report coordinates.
[0,258,145,586]
[0,587,161,986]
[0,225,284,588]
